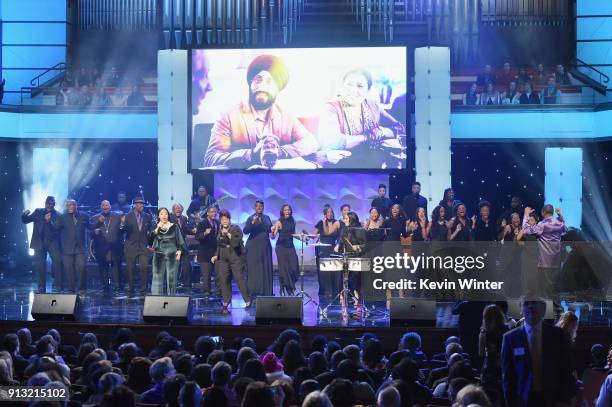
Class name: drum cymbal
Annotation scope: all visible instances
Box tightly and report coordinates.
[310,242,332,247]
[292,233,319,238]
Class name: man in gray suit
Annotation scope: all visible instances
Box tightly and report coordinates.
[121,196,152,297]
[51,199,91,293]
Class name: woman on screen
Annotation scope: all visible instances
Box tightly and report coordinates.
[318,68,404,167]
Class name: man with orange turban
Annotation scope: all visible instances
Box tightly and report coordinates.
[203,54,317,169]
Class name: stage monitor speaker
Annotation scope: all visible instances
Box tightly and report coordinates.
[507,299,554,322]
[143,295,190,324]
[31,294,79,321]
[255,297,303,325]
[390,298,437,327]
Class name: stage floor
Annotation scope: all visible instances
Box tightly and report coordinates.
[1,270,611,327]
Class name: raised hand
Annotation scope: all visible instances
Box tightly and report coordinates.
[121,215,126,224]
[456,223,462,232]
[211,256,217,264]
[556,207,562,216]
[23,209,31,216]
[98,215,105,223]
[44,212,52,222]
[524,207,532,215]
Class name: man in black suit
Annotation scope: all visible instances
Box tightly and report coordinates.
[90,200,124,295]
[195,206,220,301]
[501,295,574,407]
[121,196,152,297]
[402,181,428,221]
[21,196,62,293]
[170,203,194,294]
[211,210,251,309]
[51,199,91,293]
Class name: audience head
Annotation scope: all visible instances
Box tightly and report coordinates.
[361,338,384,368]
[448,377,471,403]
[392,357,419,383]
[127,356,152,391]
[453,384,492,407]
[482,304,506,334]
[308,352,327,376]
[556,311,579,342]
[399,331,422,352]
[3,333,19,354]
[190,363,212,388]
[446,342,464,361]
[114,327,135,347]
[163,373,187,407]
[520,293,547,326]
[330,350,347,370]
[323,378,355,407]
[203,386,228,407]
[302,390,333,407]
[99,385,136,407]
[324,341,341,362]
[17,328,32,346]
[195,336,217,360]
[299,379,321,402]
[242,381,275,407]
[590,344,607,368]
[212,361,232,386]
[233,376,254,403]
[179,381,202,407]
[98,372,125,394]
[377,385,401,407]
[150,356,176,383]
[241,358,267,382]
[343,344,361,365]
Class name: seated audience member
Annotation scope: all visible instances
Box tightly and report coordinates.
[110,87,129,107]
[502,81,521,105]
[555,64,573,85]
[433,360,475,398]
[261,351,292,384]
[206,361,238,406]
[361,338,386,391]
[519,82,540,104]
[99,385,137,407]
[324,377,356,407]
[17,328,36,359]
[203,386,229,407]
[432,336,461,361]
[308,352,328,377]
[78,85,91,106]
[477,64,496,86]
[76,67,91,87]
[463,83,480,106]
[377,385,401,407]
[479,82,501,105]
[498,62,514,87]
[180,381,203,407]
[3,333,28,378]
[448,377,470,404]
[302,390,333,407]
[533,63,548,86]
[429,343,465,387]
[282,339,306,376]
[398,332,428,363]
[515,67,532,85]
[391,357,431,405]
[454,384,492,407]
[163,373,187,407]
[590,344,608,369]
[540,76,561,104]
[126,356,152,394]
[0,353,18,386]
[596,372,612,407]
[127,84,146,106]
[242,381,275,407]
[91,83,110,106]
[140,356,175,404]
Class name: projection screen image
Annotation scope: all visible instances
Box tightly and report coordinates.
[191,47,408,170]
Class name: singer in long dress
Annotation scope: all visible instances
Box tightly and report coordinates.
[243,200,273,297]
[149,207,186,295]
[272,204,299,296]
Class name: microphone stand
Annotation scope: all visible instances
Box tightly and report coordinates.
[294,233,319,309]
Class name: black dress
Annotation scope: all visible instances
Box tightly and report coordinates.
[314,219,340,298]
[381,216,407,285]
[244,214,273,297]
[275,218,299,294]
[429,221,448,242]
[449,217,472,241]
[480,327,508,404]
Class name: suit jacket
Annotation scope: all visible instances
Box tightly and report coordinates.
[402,194,428,220]
[122,211,153,257]
[195,217,219,262]
[215,224,245,259]
[21,208,61,250]
[203,101,318,168]
[501,323,574,407]
[89,212,123,253]
[170,214,192,237]
[52,212,91,255]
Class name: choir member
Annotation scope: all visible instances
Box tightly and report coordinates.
[438,188,461,221]
[271,204,299,296]
[449,203,472,241]
[121,196,152,297]
[370,184,393,218]
[195,206,220,301]
[500,212,521,242]
[187,185,218,222]
[90,200,124,294]
[244,200,274,297]
[170,203,193,293]
[411,207,429,241]
[21,196,62,293]
[111,191,131,215]
[364,206,385,257]
[149,207,186,295]
[51,199,92,293]
[338,204,351,227]
[472,200,497,241]
[312,205,340,301]
[402,181,428,221]
[211,210,251,309]
[499,196,523,226]
[428,205,448,241]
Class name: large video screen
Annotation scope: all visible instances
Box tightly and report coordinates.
[191,47,408,170]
